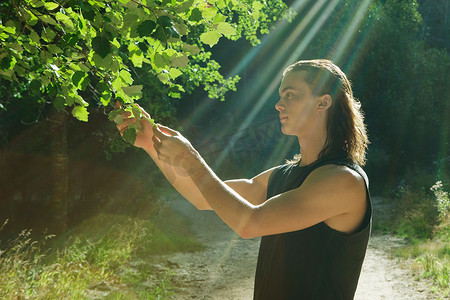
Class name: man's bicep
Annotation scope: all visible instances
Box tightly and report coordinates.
[225,166,277,205]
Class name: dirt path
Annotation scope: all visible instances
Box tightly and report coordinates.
[154,195,438,300]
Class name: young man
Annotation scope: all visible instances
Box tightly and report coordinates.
[117,59,371,299]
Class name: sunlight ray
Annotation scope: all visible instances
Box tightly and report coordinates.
[285,0,340,65]
[184,0,376,172]
[180,0,315,129]
[210,0,334,168]
[330,0,372,66]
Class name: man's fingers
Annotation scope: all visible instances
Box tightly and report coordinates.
[157,124,177,135]
[135,104,151,119]
[152,135,161,147]
[152,125,171,140]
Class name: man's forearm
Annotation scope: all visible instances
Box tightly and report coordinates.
[143,147,213,210]
[187,152,255,237]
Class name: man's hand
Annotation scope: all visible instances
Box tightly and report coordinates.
[152,124,199,175]
[115,103,154,152]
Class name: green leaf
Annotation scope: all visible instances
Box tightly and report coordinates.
[41,28,57,42]
[131,52,144,68]
[100,92,112,106]
[158,16,172,28]
[122,85,143,98]
[137,20,156,37]
[216,22,236,36]
[9,42,23,52]
[72,71,87,88]
[30,1,44,8]
[63,33,79,47]
[157,72,169,83]
[200,31,221,47]
[29,79,42,90]
[154,52,170,69]
[92,36,111,58]
[168,68,182,79]
[55,12,74,29]
[202,6,218,19]
[119,69,133,85]
[108,108,123,121]
[153,26,167,44]
[171,54,189,68]
[129,45,144,68]
[113,114,123,125]
[30,30,40,43]
[44,2,59,10]
[24,10,39,26]
[39,15,58,26]
[175,0,194,13]
[53,96,65,111]
[189,8,202,22]
[47,45,63,54]
[0,69,14,79]
[213,13,227,24]
[123,127,137,144]
[92,53,113,69]
[252,1,264,12]
[0,56,11,70]
[72,106,89,122]
[182,44,200,55]
[1,26,16,35]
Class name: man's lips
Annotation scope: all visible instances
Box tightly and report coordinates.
[280,116,288,122]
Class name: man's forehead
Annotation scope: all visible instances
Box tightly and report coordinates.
[279,72,309,92]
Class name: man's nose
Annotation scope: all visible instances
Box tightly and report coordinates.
[275,99,284,112]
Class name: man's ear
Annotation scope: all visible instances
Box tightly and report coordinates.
[317,94,332,112]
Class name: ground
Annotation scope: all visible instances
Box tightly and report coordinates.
[148,194,440,300]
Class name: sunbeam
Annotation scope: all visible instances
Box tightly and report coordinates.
[181,0,376,176]
[330,0,372,67]
[210,0,338,168]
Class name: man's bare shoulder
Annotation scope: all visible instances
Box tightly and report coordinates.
[306,163,365,189]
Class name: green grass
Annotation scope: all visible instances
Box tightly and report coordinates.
[394,229,450,298]
[0,207,203,299]
[380,179,450,298]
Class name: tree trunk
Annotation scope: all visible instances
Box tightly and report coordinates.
[48,108,69,235]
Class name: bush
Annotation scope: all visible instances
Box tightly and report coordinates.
[431,181,450,220]
[391,184,440,240]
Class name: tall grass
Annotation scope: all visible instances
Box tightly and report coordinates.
[388,178,450,298]
[0,207,202,299]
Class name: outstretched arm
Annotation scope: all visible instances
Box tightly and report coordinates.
[152,124,368,238]
[116,105,271,210]
[116,105,213,210]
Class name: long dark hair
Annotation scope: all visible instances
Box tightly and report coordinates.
[284,59,369,166]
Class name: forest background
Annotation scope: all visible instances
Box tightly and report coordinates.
[0,0,449,298]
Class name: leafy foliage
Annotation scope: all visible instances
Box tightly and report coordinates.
[0,0,289,132]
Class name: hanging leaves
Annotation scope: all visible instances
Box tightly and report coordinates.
[0,0,290,125]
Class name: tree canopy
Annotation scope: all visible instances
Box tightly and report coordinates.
[0,0,289,127]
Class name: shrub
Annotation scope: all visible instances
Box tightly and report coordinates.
[392,185,440,240]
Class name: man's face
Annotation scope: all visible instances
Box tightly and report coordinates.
[275,71,321,136]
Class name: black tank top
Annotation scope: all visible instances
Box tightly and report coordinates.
[253,158,372,300]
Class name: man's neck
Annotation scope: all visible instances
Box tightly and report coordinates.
[297,130,327,167]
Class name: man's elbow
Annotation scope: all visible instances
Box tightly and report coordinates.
[236,211,260,239]
[238,230,257,239]
[194,202,213,211]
